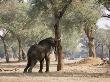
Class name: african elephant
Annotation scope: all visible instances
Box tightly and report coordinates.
[23,37,56,73]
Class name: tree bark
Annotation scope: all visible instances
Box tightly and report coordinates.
[54,20,63,71]
[49,0,72,71]
[100,44,104,60]
[0,36,9,63]
[3,39,9,63]
[21,49,26,61]
[88,38,96,58]
[84,27,96,58]
[109,49,110,61]
[18,37,22,61]
[11,47,16,59]
[7,29,22,61]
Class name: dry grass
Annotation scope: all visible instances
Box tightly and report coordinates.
[73,57,103,66]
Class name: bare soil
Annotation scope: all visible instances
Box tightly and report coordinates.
[0,58,110,82]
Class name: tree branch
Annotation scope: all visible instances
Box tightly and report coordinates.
[58,0,72,18]
[49,0,73,19]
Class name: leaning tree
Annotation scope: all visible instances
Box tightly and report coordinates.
[66,0,99,58]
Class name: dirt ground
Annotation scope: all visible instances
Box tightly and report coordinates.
[0,58,110,82]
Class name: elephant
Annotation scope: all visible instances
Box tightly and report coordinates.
[23,37,56,73]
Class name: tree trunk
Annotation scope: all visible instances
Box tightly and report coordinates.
[100,44,104,60]
[8,29,22,61]
[88,38,96,58]
[21,49,26,61]
[109,49,110,61]
[11,47,16,60]
[84,27,96,58]
[3,39,9,63]
[54,21,63,71]
[49,0,72,71]
[17,37,22,61]
[0,36,9,63]
[57,44,63,71]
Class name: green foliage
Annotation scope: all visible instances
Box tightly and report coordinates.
[62,29,80,52]
[0,0,104,54]
[95,29,110,48]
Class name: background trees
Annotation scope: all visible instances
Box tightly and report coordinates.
[0,0,109,70]
[95,29,110,60]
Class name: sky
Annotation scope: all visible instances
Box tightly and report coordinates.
[96,5,110,30]
[24,0,28,3]
[96,17,110,30]
[0,30,3,36]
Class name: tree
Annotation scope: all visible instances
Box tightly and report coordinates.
[105,30,110,61]
[0,31,9,63]
[98,0,110,11]
[95,29,107,59]
[0,0,101,64]
[48,0,73,71]
[0,0,29,61]
[84,24,96,58]
[26,0,101,69]
[66,0,99,58]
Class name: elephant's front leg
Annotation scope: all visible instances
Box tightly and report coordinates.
[45,55,50,72]
[38,59,44,73]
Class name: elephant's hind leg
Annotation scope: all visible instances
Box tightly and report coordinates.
[28,59,37,73]
[23,58,31,73]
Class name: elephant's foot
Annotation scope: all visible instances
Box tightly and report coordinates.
[23,71,27,73]
[45,70,49,73]
[23,69,28,73]
[38,70,43,73]
[28,70,32,73]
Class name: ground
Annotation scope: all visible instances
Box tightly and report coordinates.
[0,57,110,82]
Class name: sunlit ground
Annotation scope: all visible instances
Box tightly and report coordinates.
[0,58,110,82]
